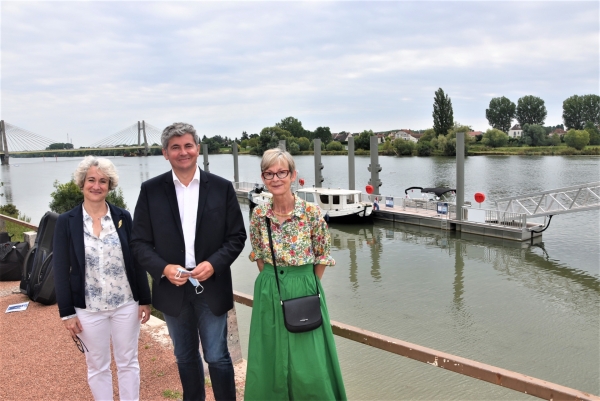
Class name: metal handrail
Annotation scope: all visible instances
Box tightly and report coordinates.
[234,290,597,401]
[462,207,527,229]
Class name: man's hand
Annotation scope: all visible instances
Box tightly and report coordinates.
[163,264,189,286]
[192,261,214,282]
[139,305,151,324]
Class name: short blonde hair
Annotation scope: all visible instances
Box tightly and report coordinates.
[261,148,296,173]
[74,156,119,190]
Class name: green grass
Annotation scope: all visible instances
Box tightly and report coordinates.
[3,213,32,242]
[162,389,182,399]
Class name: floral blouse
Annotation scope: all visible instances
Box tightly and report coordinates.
[249,195,335,267]
[82,205,134,312]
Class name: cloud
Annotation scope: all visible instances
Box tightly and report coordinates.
[1,1,598,147]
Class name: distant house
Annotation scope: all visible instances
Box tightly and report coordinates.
[468,131,483,137]
[332,132,351,142]
[376,134,386,144]
[508,124,523,138]
[550,128,566,136]
[389,129,418,143]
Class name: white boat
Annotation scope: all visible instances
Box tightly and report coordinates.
[249,185,373,223]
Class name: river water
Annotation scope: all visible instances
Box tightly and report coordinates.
[2,155,599,399]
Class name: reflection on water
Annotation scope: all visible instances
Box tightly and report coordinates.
[323,220,599,398]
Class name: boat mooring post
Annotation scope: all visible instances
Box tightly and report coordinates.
[202,144,210,172]
[314,139,324,188]
[368,136,382,196]
[232,142,239,189]
[456,132,465,222]
[348,136,355,191]
[279,140,286,151]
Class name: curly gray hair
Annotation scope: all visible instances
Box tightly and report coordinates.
[161,122,199,149]
[73,156,119,190]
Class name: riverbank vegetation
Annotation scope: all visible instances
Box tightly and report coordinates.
[0,204,31,241]
[11,91,599,159]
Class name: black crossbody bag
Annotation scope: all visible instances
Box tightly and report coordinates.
[266,218,323,333]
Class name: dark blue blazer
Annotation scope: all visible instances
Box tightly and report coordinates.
[130,168,247,317]
[53,203,152,318]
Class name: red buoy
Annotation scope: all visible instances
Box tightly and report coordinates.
[299,178,305,187]
[366,185,374,194]
[474,192,486,203]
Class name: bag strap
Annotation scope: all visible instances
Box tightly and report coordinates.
[265,217,320,306]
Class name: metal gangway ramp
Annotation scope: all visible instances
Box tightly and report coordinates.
[494,182,600,217]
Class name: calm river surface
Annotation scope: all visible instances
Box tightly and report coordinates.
[3,155,599,399]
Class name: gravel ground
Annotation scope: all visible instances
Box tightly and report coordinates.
[0,281,245,400]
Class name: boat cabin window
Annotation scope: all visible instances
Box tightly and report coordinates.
[346,194,355,204]
[320,195,329,204]
[305,193,315,203]
[297,192,305,200]
[332,195,340,205]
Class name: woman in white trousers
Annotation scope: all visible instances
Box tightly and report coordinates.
[54,157,152,401]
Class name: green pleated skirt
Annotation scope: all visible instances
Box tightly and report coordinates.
[244,263,347,401]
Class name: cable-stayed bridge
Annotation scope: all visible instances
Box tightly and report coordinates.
[0,120,161,165]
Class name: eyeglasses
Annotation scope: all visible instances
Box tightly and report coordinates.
[73,335,89,353]
[262,170,290,180]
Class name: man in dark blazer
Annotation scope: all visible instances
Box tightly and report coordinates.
[131,122,246,401]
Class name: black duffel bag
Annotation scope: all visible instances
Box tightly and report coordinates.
[0,241,30,281]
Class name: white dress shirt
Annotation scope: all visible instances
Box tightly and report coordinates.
[172,167,200,269]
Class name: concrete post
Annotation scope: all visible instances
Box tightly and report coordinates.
[202,144,210,172]
[232,142,239,189]
[456,132,465,221]
[314,139,324,187]
[368,136,382,196]
[348,136,355,191]
[279,140,286,151]
[24,231,37,249]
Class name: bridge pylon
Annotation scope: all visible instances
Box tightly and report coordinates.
[0,120,8,165]
[138,120,149,156]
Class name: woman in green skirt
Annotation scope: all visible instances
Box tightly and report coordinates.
[245,148,347,401]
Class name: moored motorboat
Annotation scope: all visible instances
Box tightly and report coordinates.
[249,185,373,223]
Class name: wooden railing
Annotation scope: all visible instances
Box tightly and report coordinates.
[234,290,598,401]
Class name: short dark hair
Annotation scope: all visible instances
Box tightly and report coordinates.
[161,122,199,149]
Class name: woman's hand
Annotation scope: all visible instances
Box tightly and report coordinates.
[63,317,83,338]
[139,305,151,324]
[256,259,264,272]
[314,264,326,279]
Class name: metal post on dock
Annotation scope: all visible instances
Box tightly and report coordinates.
[456,132,465,222]
[232,142,239,189]
[314,139,324,188]
[278,140,286,151]
[368,136,381,196]
[348,136,355,191]
[202,144,210,172]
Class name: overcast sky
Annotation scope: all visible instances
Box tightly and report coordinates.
[1,1,598,147]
